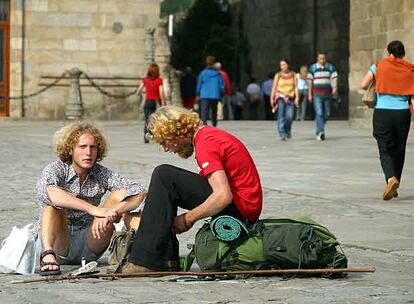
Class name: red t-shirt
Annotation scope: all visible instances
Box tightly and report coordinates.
[143,77,163,101]
[219,70,231,96]
[194,126,263,222]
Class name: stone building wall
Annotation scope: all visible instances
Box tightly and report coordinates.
[232,0,349,119]
[349,0,414,123]
[9,0,169,120]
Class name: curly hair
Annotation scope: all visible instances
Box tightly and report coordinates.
[54,122,109,164]
[147,106,201,144]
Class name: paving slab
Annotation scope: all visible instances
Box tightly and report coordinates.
[0,120,413,303]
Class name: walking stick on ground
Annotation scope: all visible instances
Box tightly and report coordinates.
[11,267,375,284]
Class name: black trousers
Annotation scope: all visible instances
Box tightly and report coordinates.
[129,164,242,270]
[143,100,157,137]
[373,109,411,182]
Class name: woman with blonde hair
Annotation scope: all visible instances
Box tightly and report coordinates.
[122,106,263,273]
[296,65,309,121]
[137,63,166,143]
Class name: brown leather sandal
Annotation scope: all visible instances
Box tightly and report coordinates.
[39,250,61,276]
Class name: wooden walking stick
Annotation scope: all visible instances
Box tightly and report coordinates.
[11,267,375,284]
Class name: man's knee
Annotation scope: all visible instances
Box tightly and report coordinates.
[152,164,178,179]
[42,205,67,219]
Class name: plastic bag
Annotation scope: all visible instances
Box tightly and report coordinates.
[0,223,39,275]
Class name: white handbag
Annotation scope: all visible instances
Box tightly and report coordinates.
[0,223,39,275]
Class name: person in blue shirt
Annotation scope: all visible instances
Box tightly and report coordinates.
[196,55,224,126]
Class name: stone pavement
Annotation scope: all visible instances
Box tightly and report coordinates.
[0,120,413,304]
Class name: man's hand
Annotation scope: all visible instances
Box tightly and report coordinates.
[89,207,118,221]
[91,217,112,239]
[308,93,313,103]
[172,213,194,234]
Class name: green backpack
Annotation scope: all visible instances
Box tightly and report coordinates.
[192,216,347,273]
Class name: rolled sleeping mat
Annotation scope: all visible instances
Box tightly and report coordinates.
[210,215,249,241]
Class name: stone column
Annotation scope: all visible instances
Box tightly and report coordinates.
[145,28,156,65]
[65,68,83,120]
[155,20,173,105]
[170,69,182,106]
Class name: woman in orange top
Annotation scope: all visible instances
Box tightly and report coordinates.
[137,63,166,143]
[361,40,414,200]
[270,59,299,141]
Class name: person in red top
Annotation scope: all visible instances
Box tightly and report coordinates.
[137,63,166,143]
[214,62,231,96]
[214,62,231,120]
[122,106,263,273]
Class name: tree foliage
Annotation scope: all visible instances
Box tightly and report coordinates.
[161,0,194,17]
[170,0,238,75]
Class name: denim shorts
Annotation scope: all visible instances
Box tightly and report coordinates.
[56,225,104,265]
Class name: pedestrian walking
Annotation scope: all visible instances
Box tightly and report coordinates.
[246,78,261,120]
[234,86,246,120]
[214,62,231,121]
[270,59,299,141]
[307,51,338,141]
[180,66,197,110]
[226,84,245,120]
[360,40,414,200]
[137,63,166,143]
[296,66,309,121]
[261,73,274,120]
[196,55,224,126]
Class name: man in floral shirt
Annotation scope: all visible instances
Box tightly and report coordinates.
[37,122,145,276]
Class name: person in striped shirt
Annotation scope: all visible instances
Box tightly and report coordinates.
[307,52,338,141]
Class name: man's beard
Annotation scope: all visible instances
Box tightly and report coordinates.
[177,141,194,159]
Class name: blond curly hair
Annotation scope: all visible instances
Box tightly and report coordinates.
[54,122,109,164]
[147,106,201,144]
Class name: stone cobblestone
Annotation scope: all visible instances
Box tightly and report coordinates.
[0,120,413,303]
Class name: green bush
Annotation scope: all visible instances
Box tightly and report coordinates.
[170,0,239,75]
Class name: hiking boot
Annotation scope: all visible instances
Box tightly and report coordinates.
[121,262,152,274]
[382,176,399,200]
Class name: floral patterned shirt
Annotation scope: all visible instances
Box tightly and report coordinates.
[37,160,145,229]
